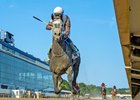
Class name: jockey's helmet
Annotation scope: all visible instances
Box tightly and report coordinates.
[53,6,64,15]
[113,85,116,89]
[101,83,105,86]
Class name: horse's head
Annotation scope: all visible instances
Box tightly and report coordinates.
[52,19,63,41]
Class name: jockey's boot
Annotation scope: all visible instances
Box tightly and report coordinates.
[47,47,52,65]
[46,58,50,65]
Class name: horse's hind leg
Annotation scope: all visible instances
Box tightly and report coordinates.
[72,61,80,87]
[52,73,61,94]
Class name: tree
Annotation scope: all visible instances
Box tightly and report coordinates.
[61,80,71,90]
[60,81,130,96]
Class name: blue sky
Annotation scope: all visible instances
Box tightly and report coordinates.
[0,0,129,88]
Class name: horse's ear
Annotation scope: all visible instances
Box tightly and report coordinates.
[51,13,54,20]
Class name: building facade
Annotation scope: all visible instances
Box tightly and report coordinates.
[0,30,53,91]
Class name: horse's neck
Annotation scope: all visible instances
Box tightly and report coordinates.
[52,40,65,53]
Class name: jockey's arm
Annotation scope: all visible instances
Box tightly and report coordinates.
[46,21,53,30]
[64,16,71,37]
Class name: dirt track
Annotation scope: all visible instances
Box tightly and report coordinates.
[0,98,93,100]
[0,98,102,100]
[0,97,131,100]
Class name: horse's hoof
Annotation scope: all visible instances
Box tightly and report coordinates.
[55,91,60,94]
[55,93,61,98]
[54,88,61,94]
[71,89,77,95]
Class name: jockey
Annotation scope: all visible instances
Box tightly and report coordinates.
[46,6,78,62]
[101,82,106,99]
[101,83,106,93]
[111,85,117,96]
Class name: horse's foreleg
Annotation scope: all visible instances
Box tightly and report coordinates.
[52,73,60,94]
[66,66,73,87]
[58,76,63,90]
[66,66,76,94]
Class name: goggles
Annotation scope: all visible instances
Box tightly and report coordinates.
[54,13,62,16]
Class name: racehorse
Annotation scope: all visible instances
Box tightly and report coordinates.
[49,19,81,95]
[111,90,117,100]
[101,85,106,99]
[111,86,117,100]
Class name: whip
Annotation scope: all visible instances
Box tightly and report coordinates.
[33,16,47,25]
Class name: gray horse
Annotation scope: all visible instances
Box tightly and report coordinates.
[49,19,81,95]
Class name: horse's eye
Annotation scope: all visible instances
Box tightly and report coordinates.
[58,33,60,36]
[54,33,56,35]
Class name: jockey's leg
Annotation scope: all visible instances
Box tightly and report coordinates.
[70,42,77,53]
[48,47,52,57]
[65,38,77,53]
[47,46,52,64]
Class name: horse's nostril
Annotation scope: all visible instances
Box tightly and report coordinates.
[58,33,60,36]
